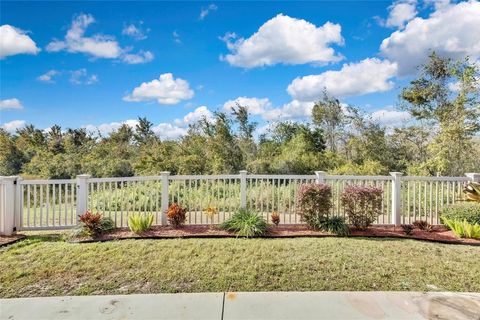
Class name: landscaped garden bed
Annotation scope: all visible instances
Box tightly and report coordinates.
[69,224,480,245]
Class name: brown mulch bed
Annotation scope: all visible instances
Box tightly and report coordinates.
[70,225,480,246]
[0,234,26,247]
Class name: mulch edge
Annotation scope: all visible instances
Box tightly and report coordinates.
[0,234,26,248]
[68,229,480,246]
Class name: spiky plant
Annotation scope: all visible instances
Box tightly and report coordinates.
[464,182,480,203]
[220,208,268,237]
[128,213,154,234]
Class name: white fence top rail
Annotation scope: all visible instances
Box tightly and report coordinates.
[248,174,315,180]
[19,179,76,185]
[325,175,393,181]
[403,176,472,182]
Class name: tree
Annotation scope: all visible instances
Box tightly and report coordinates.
[134,117,157,145]
[400,52,480,175]
[312,91,345,152]
[0,129,25,175]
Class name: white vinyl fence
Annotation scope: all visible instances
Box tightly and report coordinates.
[1,171,478,235]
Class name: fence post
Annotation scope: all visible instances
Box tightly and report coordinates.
[160,171,170,225]
[315,171,326,184]
[14,177,23,230]
[76,174,91,222]
[0,176,18,236]
[465,173,480,182]
[390,172,403,226]
[240,170,248,209]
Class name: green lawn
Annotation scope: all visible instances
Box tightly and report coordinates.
[1,236,479,298]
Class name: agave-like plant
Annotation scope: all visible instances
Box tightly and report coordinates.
[464,182,480,203]
[128,213,154,234]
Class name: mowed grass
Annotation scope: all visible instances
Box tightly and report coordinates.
[1,236,479,298]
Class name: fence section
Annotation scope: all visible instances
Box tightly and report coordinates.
[1,171,478,234]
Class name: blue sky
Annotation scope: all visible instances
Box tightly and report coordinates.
[1,1,479,138]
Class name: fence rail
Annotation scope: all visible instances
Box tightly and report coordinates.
[1,171,478,234]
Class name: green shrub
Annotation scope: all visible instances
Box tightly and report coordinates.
[220,208,268,237]
[341,185,383,230]
[128,213,154,234]
[296,183,332,230]
[72,211,115,237]
[321,216,349,236]
[443,219,480,239]
[440,202,480,225]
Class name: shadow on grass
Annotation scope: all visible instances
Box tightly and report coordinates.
[6,234,66,250]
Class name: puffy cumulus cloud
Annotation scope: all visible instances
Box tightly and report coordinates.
[69,68,98,85]
[174,106,213,126]
[1,120,26,132]
[199,4,218,20]
[123,73,194,105]
[386,1,417,28]
[223,97,272,115]
[0,25,40,58]
[46,14,153,64]
[370,108,411,127]
[0,98,23,110]
[287,58,398,101]
[152,123,188,140]
[380,1,480,75]
[122,22,149,40]
[221,14,344,68]
[263,100,315,121]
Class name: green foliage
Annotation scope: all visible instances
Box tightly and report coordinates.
[440,202,480,225]
[220,208,268,237]
[321,216,349,236]
[332,159,388,175]
[443,219,480,239]
[296,183,332,230]
[128,213,154,234]
[341,185,383,229]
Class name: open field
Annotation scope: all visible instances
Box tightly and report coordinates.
[1,236,479,298]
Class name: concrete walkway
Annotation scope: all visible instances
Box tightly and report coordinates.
[1,291,479,320]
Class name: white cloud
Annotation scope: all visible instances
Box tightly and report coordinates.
[199,4,218,20]
[152,123,188,140]
[46,14,153,64]
[121,50,154,64]
[83,119,139,136]
[263,100,315,121]
[1,120,26,132]
[287,58,398,100]
[37,70,60,82]
[386,1,417,28]
[173,31,181,44]
[380,1,480,75]
[69,68,99,85]
[123,73,194,105]
[0,25,40,58]
[370,108,411,126]
[0,98,23,110]
[122,22,148,40]
[174,106,213,126]
[223,97,272,115]
[221,14,344,68]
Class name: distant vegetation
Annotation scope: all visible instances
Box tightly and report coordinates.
[1,53,479,178]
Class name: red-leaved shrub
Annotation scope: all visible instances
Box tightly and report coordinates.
[166,203,187,228]
[341,185,383,229]
[296,183,332,229]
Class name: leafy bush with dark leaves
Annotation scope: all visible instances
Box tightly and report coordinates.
[296,183,332,230]
[401,224,414,235]
[341,185,383,229]
[441,202,480,225]
[74,211,115,237]
[166,203,187,228]
[321,216,349,236]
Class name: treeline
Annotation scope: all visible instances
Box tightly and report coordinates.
[1,53,479,178]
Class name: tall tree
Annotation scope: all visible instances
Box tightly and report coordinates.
[312,91,345,152]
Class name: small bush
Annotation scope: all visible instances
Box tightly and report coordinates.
[271,212,280,226]
[220,208,267,237]
[166,203,187,228]
[401,224,414,235]
[412,220,432,231]
[341,185,383,230]
[128,213,154,234]
[443,219,480,239]
[321,216,349,236]
[440,202,480,225]
[296,183,332,230]
[75,211,115,237]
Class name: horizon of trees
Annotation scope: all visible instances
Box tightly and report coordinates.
[1,53,479,179]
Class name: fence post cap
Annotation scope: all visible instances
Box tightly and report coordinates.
[239,170,248,174]
[76,174,91,179]
[389,172,403,177]
[0,176,19,181]
[160,171,170,176]
[465,173,480,181]
[315,171,327,175]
